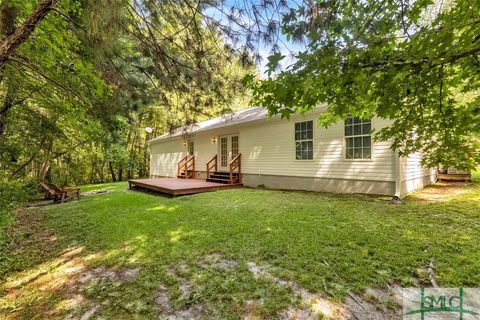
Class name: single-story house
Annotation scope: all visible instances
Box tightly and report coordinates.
[148,106,436,197]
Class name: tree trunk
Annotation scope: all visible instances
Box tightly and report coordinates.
[38,161,51,181]
[99,160,105,182]
[118,165,123,181]
[0,1,16,138]
[0,0,59,69]
[108,161,117,182]
[0,85,14,137]
[0,1,16,38]
[90,154,95,184]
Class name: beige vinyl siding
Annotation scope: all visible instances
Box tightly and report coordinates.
[190,134,217,169]
[399,152,436,195]
[150,134,218,177]
[150,138,185,177]
[150,113,397,183]
[239,115,396,181]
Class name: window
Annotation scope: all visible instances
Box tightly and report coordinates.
[295,121,313,160]
[220,137,228,166]
[188,141,194,156]
[231,136,239,157]
[345,117,371,159]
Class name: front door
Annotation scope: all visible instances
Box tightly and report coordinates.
[219,135,239,171]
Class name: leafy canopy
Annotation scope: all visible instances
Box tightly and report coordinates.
[246,0,480,169]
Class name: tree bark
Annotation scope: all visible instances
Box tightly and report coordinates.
[0,1,16,38]
[108,161,117,182]
[38,143,52,181]
[0,0,59,69]
[0,1,16,137]
[0,85,14,137]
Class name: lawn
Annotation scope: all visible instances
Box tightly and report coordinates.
[1,179,479,319]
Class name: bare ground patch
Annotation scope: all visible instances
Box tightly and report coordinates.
[247,262,402,320]
[154,260,206,319]
[197,253,238,271]
[409,182,470,202]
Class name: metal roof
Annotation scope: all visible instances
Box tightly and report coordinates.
[149,106,268,143]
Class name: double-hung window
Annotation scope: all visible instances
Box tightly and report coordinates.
[345,117,372,159]
[295,121,313,160]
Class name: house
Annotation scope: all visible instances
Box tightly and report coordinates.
[148,106,436,197]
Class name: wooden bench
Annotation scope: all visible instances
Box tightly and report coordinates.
[39,182,80,204]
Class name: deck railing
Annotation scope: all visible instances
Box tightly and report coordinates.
[177,155,195,179]
[229,153,241,184]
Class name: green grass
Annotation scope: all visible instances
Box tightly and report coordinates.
[1,181,480,319]
[472,171,480,182]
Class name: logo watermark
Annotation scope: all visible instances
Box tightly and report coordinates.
[403,288,480,319]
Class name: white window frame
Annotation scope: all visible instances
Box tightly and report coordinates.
[188,141,194,156]
[344,117,373,161]
[294,120,314,161]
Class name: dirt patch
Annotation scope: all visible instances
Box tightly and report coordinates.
[155,285,173,314]
[247,262,345,319]
[247,262,402,320]
[155,260,207,319]
[198,253,238,271]
[79,304,100,320]
[82,189,115,197]
[78,266,140,284]
[25,199,56,208]
[409,182,469,202]
[120,268,140,282]
[242,299,263,320]
[8,208,57,256]
[345,288,402,320]
[154,282,204,319]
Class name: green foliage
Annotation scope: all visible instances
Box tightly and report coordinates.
[0,178,37,272]
[248,0,480,169]
[0,179,36,216]
[0,0,254,185]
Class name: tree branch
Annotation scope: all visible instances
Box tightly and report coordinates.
[0,0,60,69]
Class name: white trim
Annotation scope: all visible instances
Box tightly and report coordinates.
[294,120,314,161]
[394,150,402,197]
[343,117,374,162]
[218,133,240,171]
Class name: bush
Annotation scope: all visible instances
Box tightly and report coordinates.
[472,171,480,182]
[0,179,38,277]
[0,179,37,215]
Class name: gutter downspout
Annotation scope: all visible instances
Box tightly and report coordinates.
[394,149,402,198]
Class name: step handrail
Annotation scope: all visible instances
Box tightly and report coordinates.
[206,155,217,180]
[177,156,188,177]
[178,155,195,179]
[229,153,241,184]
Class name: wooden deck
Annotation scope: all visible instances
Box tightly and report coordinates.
[128,178,243,196]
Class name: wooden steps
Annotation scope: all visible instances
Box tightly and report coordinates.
[206,171,240,184]
[206,153,241,184]
[177,169,194,179]
[177,156,195,179]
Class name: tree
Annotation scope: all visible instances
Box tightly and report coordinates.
[0,0,255,185]
[245,0,480,169]
[0,0,59,68]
